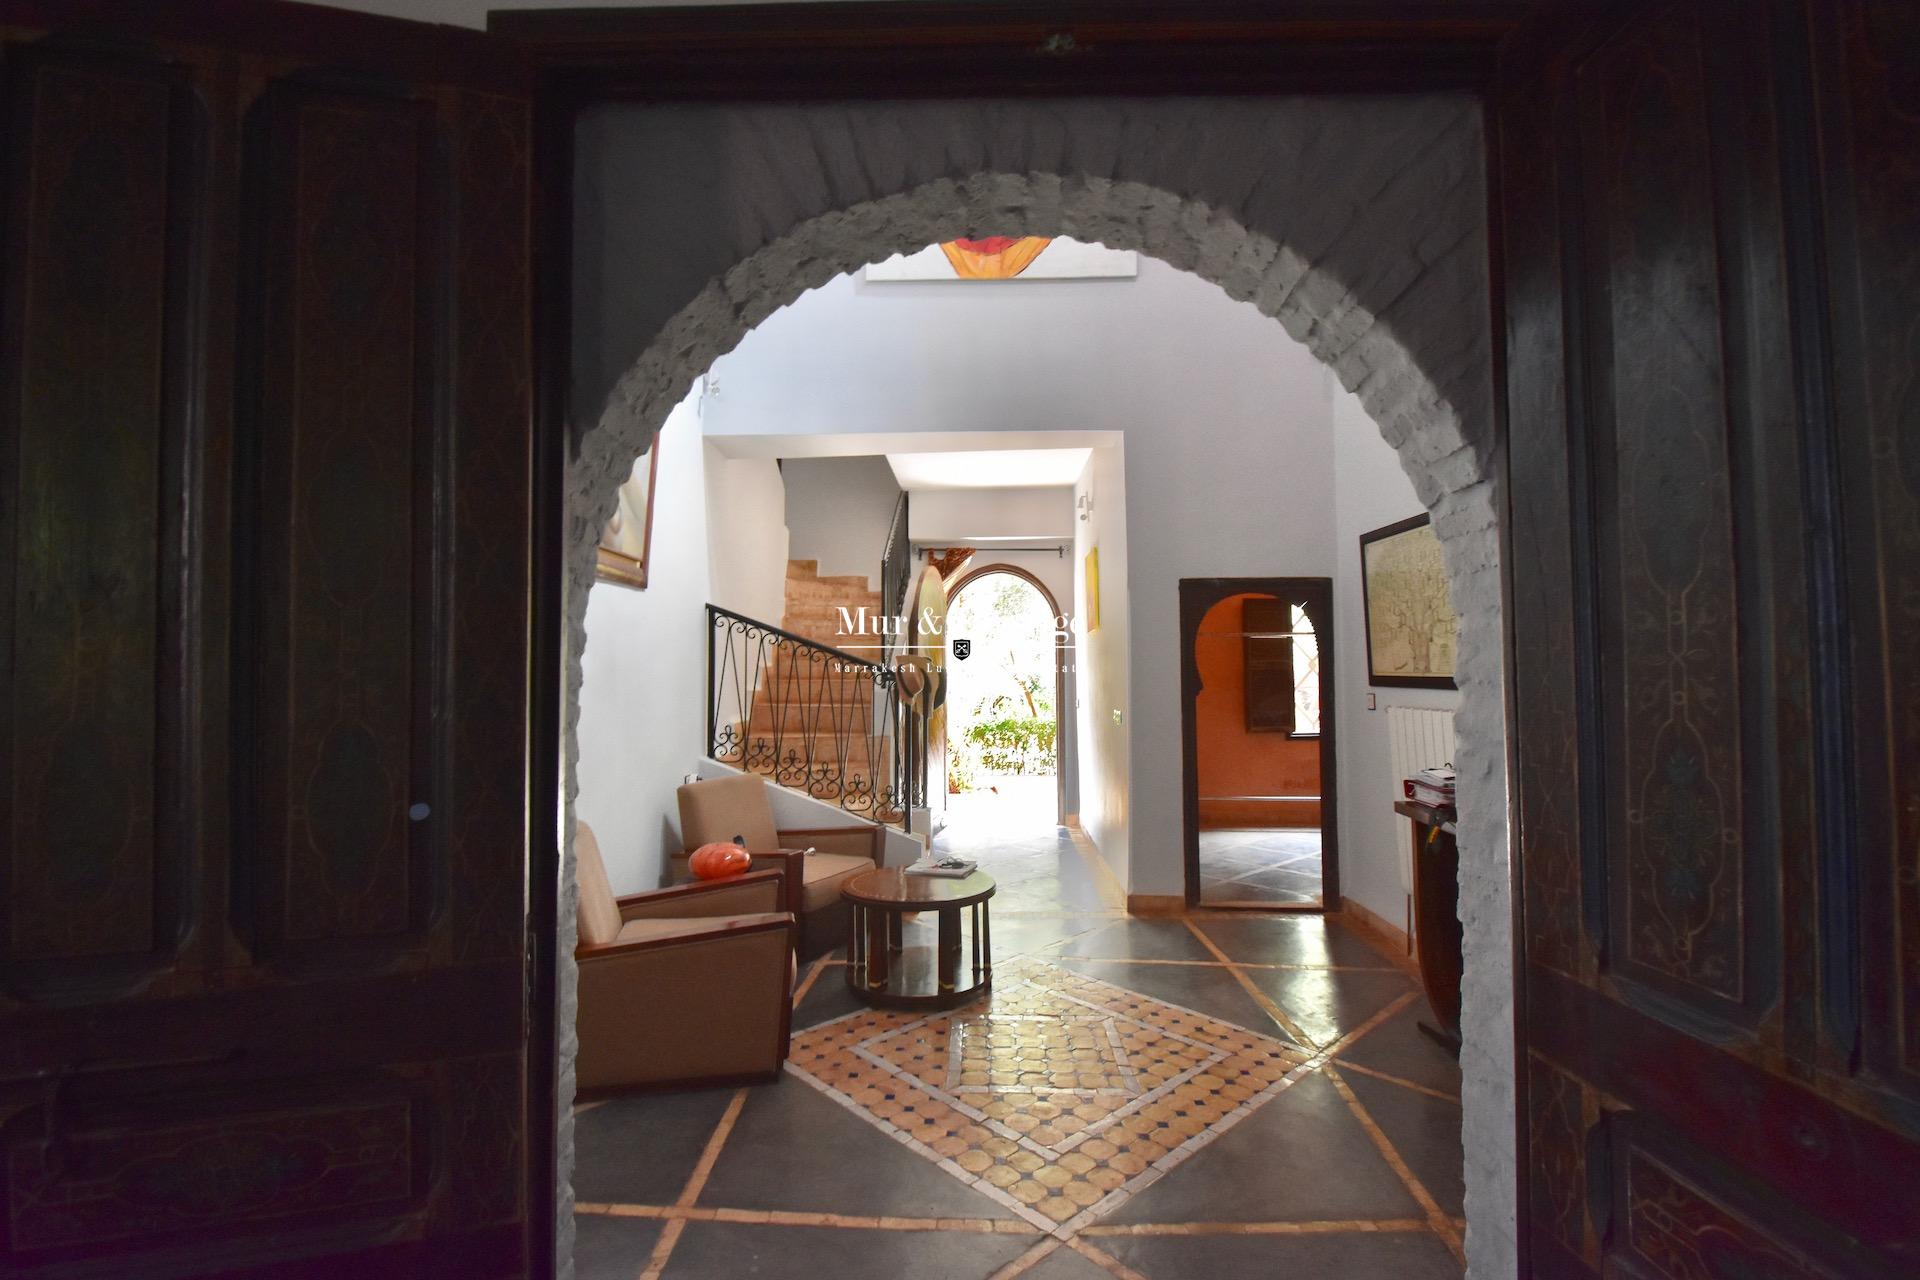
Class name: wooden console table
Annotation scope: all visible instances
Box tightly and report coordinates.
[1394,799,1462,1054]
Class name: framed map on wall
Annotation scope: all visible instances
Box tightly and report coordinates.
[1358,514,1458,689]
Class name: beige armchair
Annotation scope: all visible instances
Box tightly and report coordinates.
[675,773,883,960]
[574,821,796,1097]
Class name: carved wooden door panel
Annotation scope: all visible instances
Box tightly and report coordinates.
[1501,0,1920,1274]
[0,4,535,1276]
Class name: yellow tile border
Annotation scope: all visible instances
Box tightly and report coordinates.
[1321,1065,1464,1265]
[1065,1236,1154,1280]
[792,954,833,1007]
[636,1087,748,1280]
[1329,1057,1462,1105]
[1317,991,1421,1059]
[576,1202,1038,1234]
[1080,1217,1432,1236]
[1180,919,1314,1045]
[1046,955,1401,974]
[985,1237,1065,1279]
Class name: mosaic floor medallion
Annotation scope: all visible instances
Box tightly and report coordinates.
[786,959,1315,1232]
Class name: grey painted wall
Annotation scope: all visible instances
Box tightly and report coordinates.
[779,455,901,585]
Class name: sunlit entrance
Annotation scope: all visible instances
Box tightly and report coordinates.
[941,567,1065,834]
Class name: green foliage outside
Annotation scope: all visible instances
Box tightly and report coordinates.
[946,575,1059,792]
[966,715,1058,775]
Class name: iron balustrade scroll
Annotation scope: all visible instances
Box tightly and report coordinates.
[877,492,929,811]
[707,604,924,830]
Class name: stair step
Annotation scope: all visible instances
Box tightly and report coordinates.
[815,573,875,591]
[785,559,820,578]
[783,591,884,612]
[781,600,886,616]
[745,704,881,732]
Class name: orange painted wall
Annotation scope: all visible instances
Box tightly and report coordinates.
[1193,594,1321,828]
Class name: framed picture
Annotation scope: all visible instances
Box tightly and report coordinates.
[1358,513,1458,688]
[866,236,1137,282]
[596,440,660,590]
[1084,546,1101,632]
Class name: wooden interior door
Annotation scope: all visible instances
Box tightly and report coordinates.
[0,3,538,1275]
[1501,0,1920,1274]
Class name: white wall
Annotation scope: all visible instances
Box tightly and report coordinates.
[704,445,788,625]
[1074,446,1132,888]
[779,455,900,585]
[1331,376,1463,928]
[908,487,1074,543]
[574,391,711,894]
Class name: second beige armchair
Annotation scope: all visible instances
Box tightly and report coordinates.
[675,773,884,959]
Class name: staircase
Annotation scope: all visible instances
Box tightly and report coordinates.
[706,561,910,826]
[780,559,885,648]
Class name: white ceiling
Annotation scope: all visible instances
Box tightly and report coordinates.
[885,448,1091,491]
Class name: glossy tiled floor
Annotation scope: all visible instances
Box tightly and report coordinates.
[1197,828,1324,907]
[572,810,1461,1279]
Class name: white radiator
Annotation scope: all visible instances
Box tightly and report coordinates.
[1387,706,1456,895]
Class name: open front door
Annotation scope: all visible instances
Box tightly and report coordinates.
[1502,0,1919,1274]
[1,3,538,1275]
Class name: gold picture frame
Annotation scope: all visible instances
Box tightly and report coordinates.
[1084,546,1101,632]
[1358,513,1458,688]
[596,439,660,590]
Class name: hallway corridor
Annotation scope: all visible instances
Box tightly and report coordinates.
[571,817,1465,1280]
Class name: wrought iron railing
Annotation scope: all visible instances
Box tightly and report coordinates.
[876,492,928,811]
[706,604,924,829]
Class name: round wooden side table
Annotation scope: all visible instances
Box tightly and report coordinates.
[841,867,995,1010]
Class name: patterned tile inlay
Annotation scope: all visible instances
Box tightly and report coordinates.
[787,959,1313,1232]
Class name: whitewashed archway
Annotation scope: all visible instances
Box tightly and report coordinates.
[562,99,1510,1280]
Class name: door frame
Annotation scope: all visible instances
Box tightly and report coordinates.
[1177,578,1339,912]
[507,4,1533,1274]
[945,562,1070,826]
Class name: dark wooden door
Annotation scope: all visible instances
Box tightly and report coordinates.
[0,3,537,1275]
[1501,0,1920,1274]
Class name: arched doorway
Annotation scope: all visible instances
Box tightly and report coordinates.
[1180,580,1337,911]
[942,563,1068,831]
[558,122,1510,1265]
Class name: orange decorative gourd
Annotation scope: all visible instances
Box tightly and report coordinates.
[689,840,752,880]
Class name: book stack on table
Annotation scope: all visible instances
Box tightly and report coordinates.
[905,855,978,879]
[1404,765,1457,811]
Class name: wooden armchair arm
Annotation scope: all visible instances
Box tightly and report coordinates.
[614,869,784,921]
[576,910,794,962]
[777,824,883,862]
[671,846,809,915]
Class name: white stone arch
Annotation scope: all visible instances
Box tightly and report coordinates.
[560,171,1511,1277]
